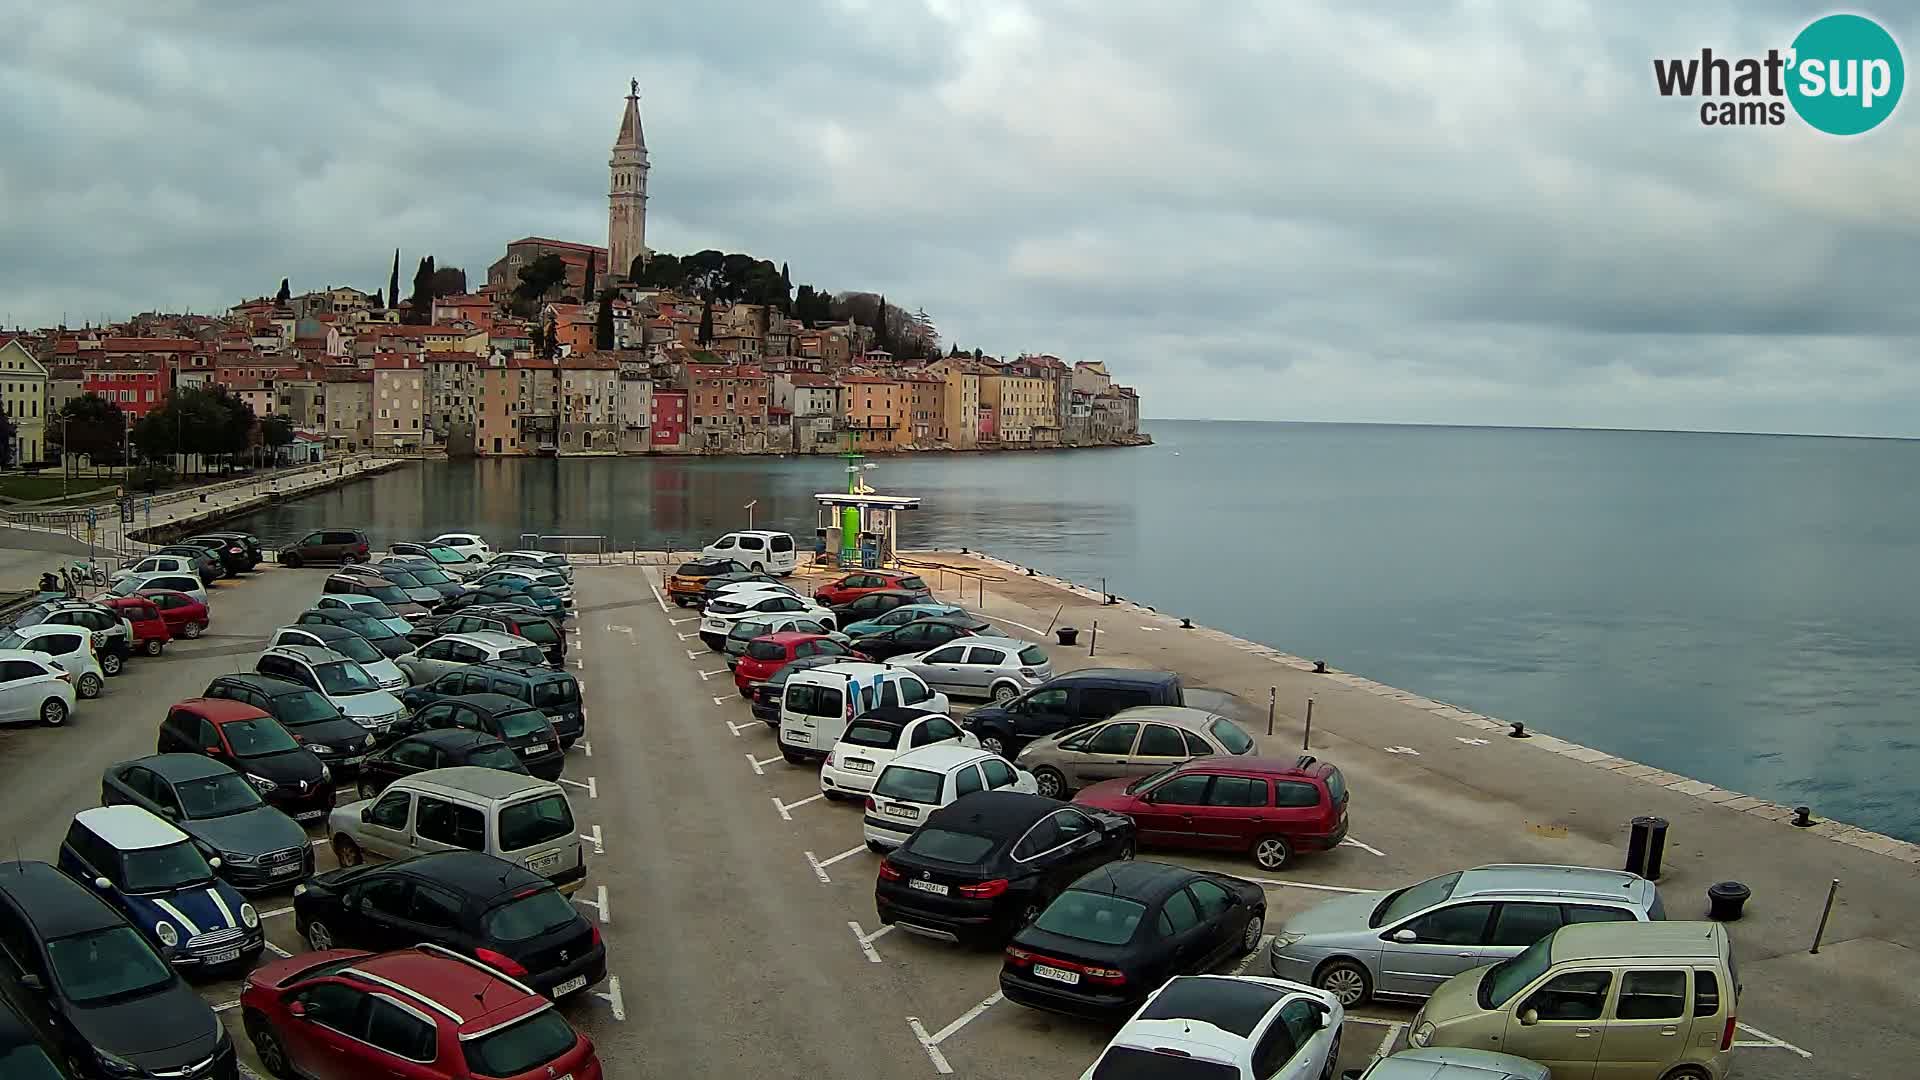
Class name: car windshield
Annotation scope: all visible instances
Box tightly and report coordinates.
[407,566,453,585]
[904,827,997,863]
[503,646,546,666]
[122,839,215,892]
[1481,934,1556,1009]
[348,598,398,618]
[708,600,746,615]
[1372,871,1463,928]
[1032,889,1148,945]
[222,718,301,757]
[338,614,399,641]
[730,620,773,641]
[314,661,379,695]
[467,744,527,772]
[842,721,902,749]
[47,926,174,1005]
[461,1008,577,1077]
[526,586,556,601]
[177,773,264,817]
[275,690,344,725]
[874,766,944,804]
[319,634,381,664]
[482,889,579,942]
[1091,1047,1239,1080]
[1209,716,1255,755]
[898,576,928,591]
[0,631,27,650]
[499,709,551,741]
[12,608,48,627]
[1018,644,1048,666]
[1125,764,1179,795]
[381,570,422,588]
[425,547,465,566]
[498,794,574,850]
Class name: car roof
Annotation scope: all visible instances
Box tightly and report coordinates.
[401,766,559,801]
[720,588,799,604]
[853,705,938,727]
[926,790,1056,835]
[949,634,1031,649]
[794,662,896,682]
[401,728,505,751]
[0,649,55,667]
[0,860,128,937]
[1058,667,1178,685]
[279,622,355,640]
[448,692,538,714]
[388,851,547,900]
[1109,705,1227,730]
[474,660,565,680]
[442,631,532,650]
[720,529,789,539]
[75,804,189,850]
[890,743,994,771]
[1453,864,1654,904]
[8,623,82,639]
[266,644,350,666]
[1364,1048,1551,1079]
[121,753,234,783]
[1551,920,1723,962]
[138,589,197,602]
[1133,975,1298,1042]
[760,631,827,645]
[214,673,313,698]
[1071,859,1203,901]
[842,587,921,599]
[172,696,273,722]
[346,945,542,1031]
[1172,754,1328,779]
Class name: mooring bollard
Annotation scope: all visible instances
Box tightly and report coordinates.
[1055,627,1078,647]
[1181,617,1193,629]
[1707,881,1751,921]
[1625,816,1669,880]
[1313,659,1327,674]
[1088,620,1099,657]
[1793,806,1815,828]
[1810,878,1840,953]
[1509,721,1530,738]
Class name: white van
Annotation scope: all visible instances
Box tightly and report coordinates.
[778,662,949,765]
[702,531,799,575]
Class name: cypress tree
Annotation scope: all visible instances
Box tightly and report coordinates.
[698,297,714,345]
[275,278,290,303]
[595,292,615,350]
[583,253,597,304]
[388,249,400,309]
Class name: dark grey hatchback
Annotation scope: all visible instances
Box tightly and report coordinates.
[100,754,313,892]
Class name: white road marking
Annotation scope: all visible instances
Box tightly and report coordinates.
[310,838,326,848]
[1384,745,1421,755]
[993,617,1047,636]
[257,906,293,921]
[1249,877,1372,895]
[575,739,593,757]
[1137,626,1163,632]
[908,991,1003,1074]
[570,658,585,670]
[266,941,292,958]
[579,824,604,854]
[214,999,242,1013]
[726,720,757,737]
[746,753,783,775]
[593,975,626,1021]
[685,649,702,660]
[559,776,598,798]
[669,616,698,626]
[773,792,826,820]
[1455,736,1490,746]
[1372,1020,1406,1057]
[713,696,730,706]
[1227,934,1274,975]
[848,920,893,963]
[1341,837,1387,857]
[573,884,611,924]
[678,632,698,641]
[1735,1022,1813,1058]
[805,843,868,883]
[606,624,632,634]
[649,580,669,612]
[574,678,586,693]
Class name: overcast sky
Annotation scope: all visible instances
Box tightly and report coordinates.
[3,2,1917,435]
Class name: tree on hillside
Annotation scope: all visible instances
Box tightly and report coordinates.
[372,288,384,309]
[528,317,546,358]
[512,254,569,315]
[780,262,792,312]
[873,294,892,352]
[51,393,128,469]
[698,296,714,344]
[388,249,401,310]
[540,308,560,361]
[595,290,616,350]
[582,253,597,304]
[428,265,466,297]
[275,278,291,303]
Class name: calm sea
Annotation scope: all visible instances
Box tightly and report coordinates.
[225,421,1920,841]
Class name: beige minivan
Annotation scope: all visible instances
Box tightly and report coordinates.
[1409,921,1737,1080]
[326,766,588,894]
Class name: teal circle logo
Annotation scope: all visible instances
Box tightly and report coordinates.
[1787,14,1904,135]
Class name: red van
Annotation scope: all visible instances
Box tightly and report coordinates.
[1072,754,1349,871]
[101,595,172,655]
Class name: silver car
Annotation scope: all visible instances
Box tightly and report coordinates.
[396,631,547,685]
[1268,863,1665,1006]
[1013,705,1256,798]
[1343,1048,1549,1080]
[885,634,1051,702]
[494,550,575,583]
[255,645,409,737]
[723,614,846,662]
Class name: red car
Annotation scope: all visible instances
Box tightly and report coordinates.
[1072,755,1349,871]
[241,945,604,1080]
[101,595,172,655]
[139,588,210,639]
[813,570,932,607]
[733,632,864,695]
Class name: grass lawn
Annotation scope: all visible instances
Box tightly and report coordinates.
[0,473,123,502]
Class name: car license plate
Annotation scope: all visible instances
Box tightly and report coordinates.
[882,804,919,821]
[271,862,302,876]
[907,879,948,895]
[204,948,242,965]
[528,850,562,872]
[552,974,588,997]
[520,745,542,756]
[784,731,809,745]
[295,810,324,822]
[1032,964,1080,985]
[846,759,874,773]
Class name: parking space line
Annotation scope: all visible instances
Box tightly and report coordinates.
[746,753,783,776]
[994,616,1048,636]
[685,648,702,660]
[579,824,604,853]
[698,668,728,680]
[1736,1022,1813,1058]
[573,884,610,924]
[1341,838,1387,857]
[908,991,1003,1075]
[310,838,326,849]
[649,581,669,612]
[570,658,585,670]
[214,999,241,1013]
[266,941,292,958]
[678,632,698,641]
[848,920,893,963]
[574,739,593,757]
[258,906,293,921]
[592,975,626,1021]
[726,720,758,737]
[805,843,867,883]
[1227,934,1274,976]
[1248,877,1371,894]
[605,624,632,634]
[669,616,698,626]
[773,793,826,821]
[558,776,598,798]
[712,695,729,706]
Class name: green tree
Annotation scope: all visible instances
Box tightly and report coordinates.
[275,278,290,303]
[428,265,466,297]
[388,248,400,310]
[595,291,616,350]
[697,296,714,344]
[582,253,597,304]
[0,410,15,467]
[872,294,892,352]
[405,256,437,322]
[541,308,560,361]
[780,262,792,312]
[512,254,569,314]
[260,414,295,462]
[52,393,127,468]
[372,287,384,309]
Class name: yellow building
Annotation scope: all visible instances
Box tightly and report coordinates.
[980,371,1049,444]
[0,338,50,464]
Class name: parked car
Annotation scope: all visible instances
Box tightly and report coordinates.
[1001,860,1267,1021]
[355,728,529,799]
[820,706,973,800]
[183,534,254,575]
[724,614,845,665]
[138,588,210,639]
[698,570,787,607]
[1075,755,1350,872]
[156,698,335,823]
[149,544,225,583]
[0,650,76,726]
[294,606,412,658]
[293,851,606,997]
[313,593,416,638]
[1408,922,1737,1080]
[1342,1047,1550,1080]
[492,550,575,582]
[277,528,371,567]
[0,624,105,699]
[412,607,566,666]
[372,558,466,599]
[429,532,495,563]
[700,589,835,648]
[432,586,553,619]
[1079,975,1343,1080]
[746,654,845,728]
[665,557,751,606]
[196,530,263,570]
[1269,863,1667,1007]
[814,570,932,607]
[401,661,585,748]
[388,541,481,578]
[100,753,313,892]
[11,600,134,676]
[328,767,587,895]
[888,634,1054,706]
[863,743,1037,852]
[101,594,172,656]
[256,645,410,737]
[700,529,798,574]
[470,565,574,602]
[847,615,990,661]
[339,561,444,605]
[779,662,949,764]
[840,601,974,639]
[58,805,265,971]
[240,944,604,1080]
[0,995,75,1080]
[108,553,199,587]
[399,631,546,685]
[963,668,1185,757]
[108,571,209,609]
[400,692,566,779]
[734,631,861,694]
[876,790,1135,944]
[266,622,409,689]
[1017,705,1258,798]
[0,860,235,1079]
[204,672,382,770]
[321,572,429,620]
[827,588,937,626]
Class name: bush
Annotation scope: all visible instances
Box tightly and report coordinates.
[126,463,176,491]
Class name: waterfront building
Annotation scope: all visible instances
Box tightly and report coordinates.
[683,363,770,451]
[319,368,373,452]
[619,372,652,453]
[789,374,844,454]
[558,353,621,453]
[371,355,426,450]
[979,369,1049,445]
[650,389,688,449]
[0,337,49,464]
[81,361,167,419]
[841,374,905,451]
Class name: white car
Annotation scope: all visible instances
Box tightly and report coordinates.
[1078,975,1344,1080]
[430,533,493,564]
[397,631,546,685]
[0,649,78,725]
[863,743,1036,852]
[701,530,799,575]
[0,623,106,699]
[709,579,800,601]
[700,589,835,649]
[265,626,408,690]
[109,554,199,586]
[821,706,975,800]
[107,572,210,609]
[314,593,413,636]
[493,550,574,583]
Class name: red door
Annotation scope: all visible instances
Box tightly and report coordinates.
[1181,774,1272,850]
[279,982,374,1080]
[1128,772,1213,847]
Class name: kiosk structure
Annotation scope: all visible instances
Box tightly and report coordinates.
[815,451,920,568]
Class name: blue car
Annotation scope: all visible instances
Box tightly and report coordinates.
[58,805,264,973]
[840,602,972,639]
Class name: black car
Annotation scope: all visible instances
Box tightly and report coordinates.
[0,994,77,1079]
[369,562,464,601]
[157,700,336,824]
[849,616,992,661]
[400,693,564,781]
[197,531,262,570]
[876,791,1136,945]
[204,673,380,768]
[355,729,529,799]
[184,535,253,575]
[831,588,934,623]
[964,668,1187,758]
[432,587,547,618]
[999,860,1266,1021]
[151,544,224,583]
[400,661,585,747]
[747,654,846,727]
[0,861,235,1079]
[293,852,604,998]
[293,607,411,658]
[99,754,313,892]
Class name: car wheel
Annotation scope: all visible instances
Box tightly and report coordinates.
[144,638,164,656]
[1118,838,1136,861]
[1660,1069,1712,1080]
[990,683,1018,703]
[977,733,1009,758]
[1315,958,1372,1007]
[333,836,364,866]
[781,747,808,765]
[40,698,67,727]
[751,562,764,573]
[281,554,301,568]
[305,920,335,951]
[78,673,102,699]
[246,1014,294,1080]
[182,621,204,639]
[101,652,123,676]
[1253,835,1293,871]
[1032,766,1067,799]
[1242,913,1265,953]
[358,780,380,800]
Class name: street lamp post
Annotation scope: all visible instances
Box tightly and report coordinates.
[744,499,757,531]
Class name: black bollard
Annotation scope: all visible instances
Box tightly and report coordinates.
[1793,806,1815,828]
[1056,627,1078,647]
[1180,617,1193,629]
[1313,659,1327,674]
[1509,721,1530,738]
[1625,816,1669,880]
[1707,881,1750,921]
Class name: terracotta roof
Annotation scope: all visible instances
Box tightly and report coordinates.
[841,375,900,385]
[686,364,767,379]
[372,354,421,370]
[100,337,199,352]
[559,353,619,370]
[787,374,840,388]
[505,237,608,257]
